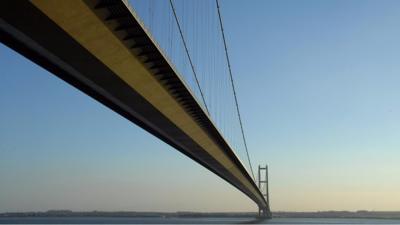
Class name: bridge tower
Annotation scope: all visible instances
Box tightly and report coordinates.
[258,165,271,218]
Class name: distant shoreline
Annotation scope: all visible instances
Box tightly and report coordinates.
[1,210,400,219]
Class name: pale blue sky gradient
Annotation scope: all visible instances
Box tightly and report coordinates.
[1,0,400,212]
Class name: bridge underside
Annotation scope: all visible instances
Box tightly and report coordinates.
[0,0,268,210]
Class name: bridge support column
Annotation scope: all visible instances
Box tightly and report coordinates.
[258,164,271,218]
[258,207,269,217]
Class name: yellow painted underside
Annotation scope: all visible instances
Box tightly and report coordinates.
[30,0,264,205]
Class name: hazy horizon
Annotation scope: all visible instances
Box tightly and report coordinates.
[1,0,400,213]
[2,209,400,214]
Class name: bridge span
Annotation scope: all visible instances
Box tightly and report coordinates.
[0,0,269,214]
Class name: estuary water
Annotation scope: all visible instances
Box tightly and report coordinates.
[0,217,400,224]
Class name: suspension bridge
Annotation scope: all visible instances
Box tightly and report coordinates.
[0,0,271,217]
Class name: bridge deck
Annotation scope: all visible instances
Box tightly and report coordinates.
[0,0,268,209]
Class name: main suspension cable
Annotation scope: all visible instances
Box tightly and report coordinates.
[215,0,256,181]
[168,0,210,115]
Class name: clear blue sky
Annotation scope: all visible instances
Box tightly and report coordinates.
[1,0,400,212]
